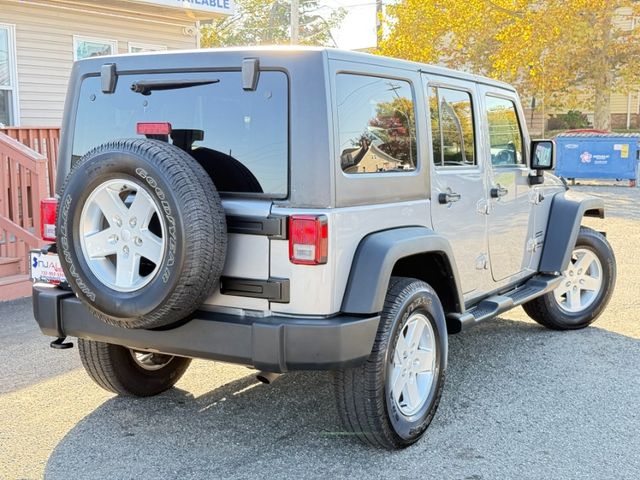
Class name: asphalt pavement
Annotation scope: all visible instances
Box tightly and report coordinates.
[1,185,639,480]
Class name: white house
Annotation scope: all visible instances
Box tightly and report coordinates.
[0,0,234,127]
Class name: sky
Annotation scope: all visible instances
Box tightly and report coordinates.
[319,0,378,50]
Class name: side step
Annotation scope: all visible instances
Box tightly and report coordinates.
[447,274,562,333]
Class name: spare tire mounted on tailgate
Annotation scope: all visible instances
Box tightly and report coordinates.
[57,138,227,329]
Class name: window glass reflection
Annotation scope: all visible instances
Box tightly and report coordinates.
[337,74,417,174]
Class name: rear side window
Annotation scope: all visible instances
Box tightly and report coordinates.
[486,95,524,166]
[72,71,288,197]
[336,74,417,174]
[429,86,476,167]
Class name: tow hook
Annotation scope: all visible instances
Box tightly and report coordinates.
[50,337,74,349]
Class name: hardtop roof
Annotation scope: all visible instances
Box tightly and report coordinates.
[74,46,516,92]
[325,48,516,91]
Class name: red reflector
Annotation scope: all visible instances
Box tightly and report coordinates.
[41,198,58,242]
[136,122,172,135]
[289,215,328,265]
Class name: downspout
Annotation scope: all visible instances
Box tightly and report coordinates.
[196,20,201,49]
[627,92,632,130]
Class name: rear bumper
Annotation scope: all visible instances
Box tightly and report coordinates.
[32,286,380,373]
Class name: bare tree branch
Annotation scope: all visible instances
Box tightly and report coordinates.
[483,0,523,18]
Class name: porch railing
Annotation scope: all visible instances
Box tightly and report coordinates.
[0,132,49,270]
[0,126,60,197]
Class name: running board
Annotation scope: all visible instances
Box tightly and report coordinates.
[447,274,562,333]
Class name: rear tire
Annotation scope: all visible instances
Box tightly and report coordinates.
[334,277,447,449]
[78,339,191,396]
[523,226,616,330]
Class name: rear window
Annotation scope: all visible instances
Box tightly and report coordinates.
[72,71,289,197]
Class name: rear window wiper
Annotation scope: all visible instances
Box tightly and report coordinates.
[130,78,219,95]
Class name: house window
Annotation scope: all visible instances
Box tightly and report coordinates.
[128,43,167,53]
[73,36,117,61]
[0,24,19,126]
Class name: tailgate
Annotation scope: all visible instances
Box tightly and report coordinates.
[204,198,278,310]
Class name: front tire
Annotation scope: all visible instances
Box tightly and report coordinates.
[523,226,616,330]
[78,339,191,396]
[334,277,447,449]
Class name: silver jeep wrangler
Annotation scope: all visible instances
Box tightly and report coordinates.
[31,47,616,449]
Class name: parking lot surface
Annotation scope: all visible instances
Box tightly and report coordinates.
[1,185,639,480]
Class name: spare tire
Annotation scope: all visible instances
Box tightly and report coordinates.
[56,139,227,329]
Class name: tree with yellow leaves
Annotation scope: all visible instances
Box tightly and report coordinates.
[379,0,640,130]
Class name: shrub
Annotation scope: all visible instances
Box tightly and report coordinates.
[547,110,590,130]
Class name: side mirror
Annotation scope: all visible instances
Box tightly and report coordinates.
[530,140,555,170]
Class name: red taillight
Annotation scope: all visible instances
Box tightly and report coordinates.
[136,122,172,135]
[41,198,58,242]
[289,215,328,265]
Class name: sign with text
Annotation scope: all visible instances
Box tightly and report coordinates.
[132,0,234,16]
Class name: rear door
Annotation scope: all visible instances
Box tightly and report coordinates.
[478,87,532,283]
[424,75,489,299]
[71,69,290,310]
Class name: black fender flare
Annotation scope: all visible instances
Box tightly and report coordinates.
[538,190,605,273]
[340,227,464,322]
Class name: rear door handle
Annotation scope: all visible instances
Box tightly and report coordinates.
[490,186,508,198]
[438,192,462,204]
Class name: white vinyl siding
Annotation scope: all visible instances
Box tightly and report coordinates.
[610,90,640,115]
[615,7,634,31]
[0,0,198,126]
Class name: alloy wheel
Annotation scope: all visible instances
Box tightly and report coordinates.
[387,313,437,416]
[553,248,603,313]
[79,179,166,292]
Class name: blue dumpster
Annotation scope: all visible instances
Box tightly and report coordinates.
[555,133,639,183]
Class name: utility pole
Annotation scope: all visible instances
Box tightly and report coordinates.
[376,0,383,47]
[291,0,300,45]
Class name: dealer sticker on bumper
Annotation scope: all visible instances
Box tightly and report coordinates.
[30,250,67,284]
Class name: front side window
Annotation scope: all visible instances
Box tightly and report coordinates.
[336,74,417,174]
[74,36,117,60]
[486,96,524,166]
[0,25,18,126]
[429,86,476,167]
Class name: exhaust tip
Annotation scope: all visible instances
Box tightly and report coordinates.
[256,371,281,385]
